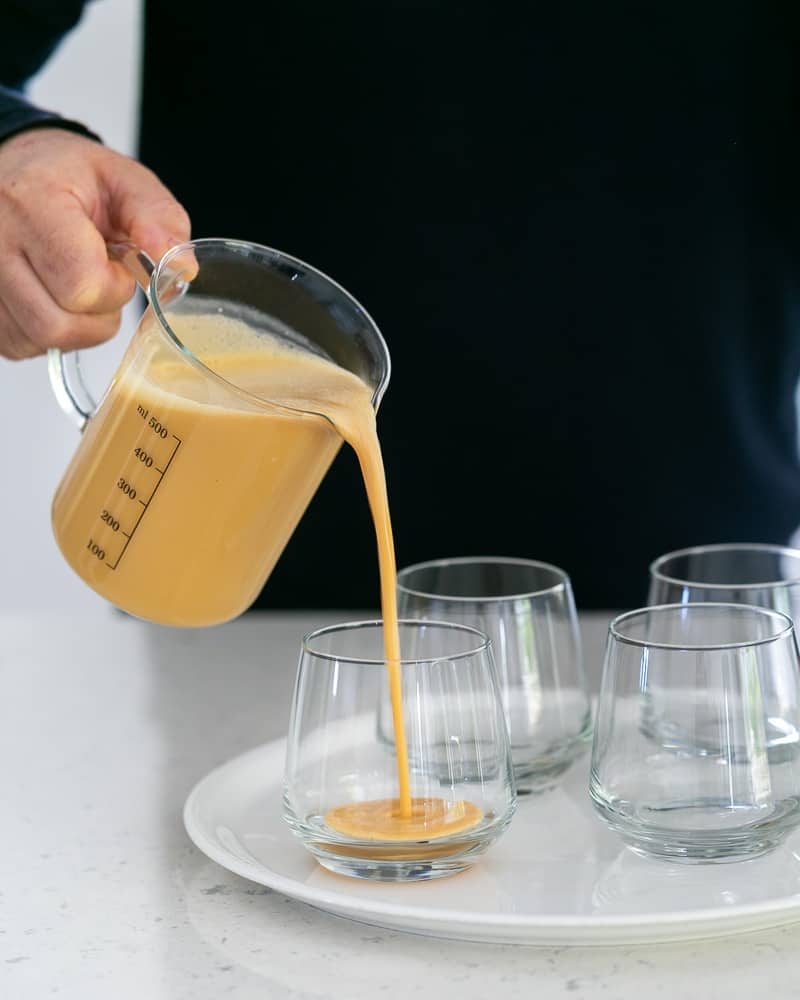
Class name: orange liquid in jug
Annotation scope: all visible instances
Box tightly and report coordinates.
[52,312,345,628]
[52,309,481,836]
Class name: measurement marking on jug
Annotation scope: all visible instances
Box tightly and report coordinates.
[117,478,137,499]
[103,432,182,571]
[100,510,120,532]
[86,539,106,561]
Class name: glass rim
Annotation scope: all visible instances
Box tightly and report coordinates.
[609,602,795,651]
[301,619,492,664]
[649,543,800,590]
[396,556,569,603]
[148,237,390,415]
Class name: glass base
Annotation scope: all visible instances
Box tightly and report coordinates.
[640,695,800,765]
[286,807,514,881]
[591,790,800,864]
[513,727,592,794]
[623,837,782,864]
[515,757,576,795]
[315,854,476,881]
[302,836,494,881]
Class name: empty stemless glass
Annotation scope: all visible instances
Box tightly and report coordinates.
[590,603,800,863]
[648,544,800,751]
[649,543,800,621]
[397,557,592,792]
[283,620,516,881]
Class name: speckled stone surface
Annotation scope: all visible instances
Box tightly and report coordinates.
[3,609,800,999]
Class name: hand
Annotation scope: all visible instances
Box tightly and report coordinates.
[0,128,191,360]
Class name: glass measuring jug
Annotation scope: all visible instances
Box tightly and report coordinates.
[49,239,390,627]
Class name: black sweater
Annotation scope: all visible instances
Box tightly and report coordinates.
[4,1,800,609]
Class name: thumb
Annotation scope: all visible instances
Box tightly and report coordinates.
[100,153,192,263]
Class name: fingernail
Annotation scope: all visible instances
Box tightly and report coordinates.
[131,226,174,261]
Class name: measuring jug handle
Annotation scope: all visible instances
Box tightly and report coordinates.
[47,242,157,431]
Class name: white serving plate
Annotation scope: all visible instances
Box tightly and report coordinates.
[184,739,800,946]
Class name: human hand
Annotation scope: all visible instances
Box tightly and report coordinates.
[0,128,190,359]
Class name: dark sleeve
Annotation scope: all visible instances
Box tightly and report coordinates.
[1,1,89,90]
[0,1,99,144]
[0,85,100,145]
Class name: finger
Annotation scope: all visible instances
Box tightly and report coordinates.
[159,241,200,284]
[23,199,137,315]
[0,296,39,360]
[0,253,122,353]
[101,157,192,264]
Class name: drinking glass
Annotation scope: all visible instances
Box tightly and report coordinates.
[590,603,800,863]
[397,557,592,792]
[283,620,516,881]
[648,544,800,751]
[649,543,800,620]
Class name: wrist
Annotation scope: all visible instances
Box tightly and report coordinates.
[2,124,100,152]
[0,110,100,149]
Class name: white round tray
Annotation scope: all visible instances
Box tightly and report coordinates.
[184,739,800,946]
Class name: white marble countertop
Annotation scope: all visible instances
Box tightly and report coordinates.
[3,608,800,1000]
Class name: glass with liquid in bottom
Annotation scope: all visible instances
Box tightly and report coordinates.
[49,239,389,627]
[283,620,516,881]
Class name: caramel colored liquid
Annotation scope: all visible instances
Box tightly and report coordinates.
[325,797,483,842]
[53,309,479,836]
[52,312,343,627]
